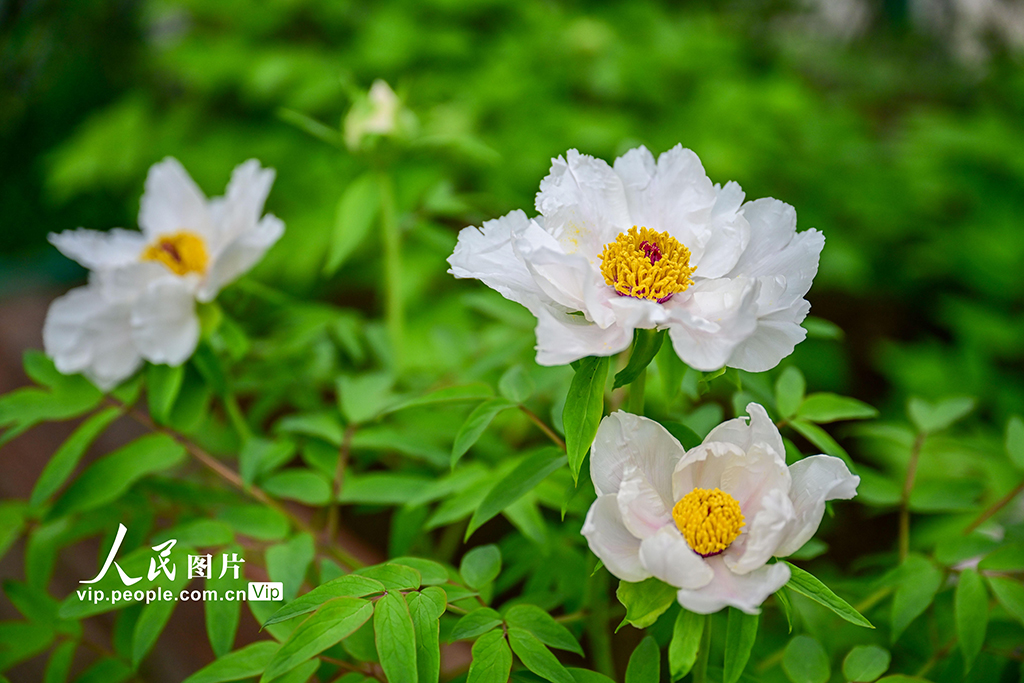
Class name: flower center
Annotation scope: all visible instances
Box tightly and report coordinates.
[598,227,695,302]
[672,487,745,557]
[141,231,209,276]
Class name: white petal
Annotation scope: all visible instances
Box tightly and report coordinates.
[703,403,786,468]
[672,441,745,499]
[536,149,632,258]
[638,525,714,590]
[533,305,633,366]
[775,455,859,557]
[581,495,649,582]
[448,210,550,313]
[210,159,277,251]
[617,463,673,539]
[692,182,750,279]
[48,229,147,271]
[43,285,141,391]
[138,157,214,241]
[726,301,810,373]
[198,213,284,302]
[728,198,798,276]
[676,556,791,615]
[130,277,200,365]
[664,278,759,371]
[724,487,796,575]
[512,218,594,311]
[590,411,685,500]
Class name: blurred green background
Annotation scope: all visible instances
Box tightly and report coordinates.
[3,0,1024,423]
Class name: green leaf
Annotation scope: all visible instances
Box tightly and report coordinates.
[450,607,504,641]
[907,396,975,434]
[614,329,665,389]
[661,422,702,450]
[183,641,281,683]
[842,645,891,682]
[451,398,517,467]
[276,412,344,446]
[783,562,873,628]
[499,365,536,403]
[324,171,381,275]
[978,543,1024,571]
[337,372,394,424]
[668,609,704,681]
[724,608,759,683]
[262,470,332,506]
[266,534,315,602]
[382,383,495,415]
[240,438,296,487]
[467,629,512,683]
[775,367,806,419]
[43,639,76,683]
[987,576,1024,626]
[460,545,501,590]
[147,363,185,425]
[507,627,574,683]
[796,393,877,423]
[261,597,374,682]
[71,658,132,683]
[625,635,659,683]
[338,472,433,505]
[354,563,421,591]
[467,448,566,539]
[390,557,449,586]
[206,547,244,658]
[616,578,677,630]
[132,598,176,669]
[505,604,582,655]
[955,569,987,672]
[1005,416,1024,470]
[264,574,385,626]
[656,340,686,400]
[30,407,120,509]
[563,356,609,482]
[49,434,186,518]
[217,505,290,541]
[775,589,794,633]
[375,591,419,683]
[0,621,53,670]
[567,669,616,683]
[408,588,446,683]
[781,635,829,683]
[891,555,942,642]
[267,659,319,683]
[788,420,853,467]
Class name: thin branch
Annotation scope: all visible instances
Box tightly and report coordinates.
[518,405,566,450]
[899,433,927,561]
[965,479,1024,534]
[327,424,356,545]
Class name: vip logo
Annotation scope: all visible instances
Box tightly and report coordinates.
[247,582,284,601]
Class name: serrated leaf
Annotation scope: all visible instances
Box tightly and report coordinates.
[842,645,890,682]
[505,604,582,655]
[669,609,704,681]
[783,562,873,628]
[782,635,829,683]
[261,597,373,682]
[724,609,758,683]
[451,398,517,467]
[955,569,987,673]
[450,607,503,641]
[614,329,665,389]
[563,356,609,482]
[467,448,565,539]
[625,635,659,683]
[797,393,877,423]
[460,545,501,589]
[30,407,120,510]
[907,396,975,434]
[507,627,574,683]
[375,591,419,683]
[467,630,511,683]
[616,578,677,630]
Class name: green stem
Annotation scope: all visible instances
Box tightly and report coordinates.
[694,615,711,683]
[899,432,926,561]
[585,567,615,678]
[627,368,647,415]
[223,393,251,441]
[378,171,403,367]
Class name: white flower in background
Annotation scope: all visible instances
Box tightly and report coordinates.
[43,158,284,390]
[448,145,824,372]
[581,403,858,614]
[343,80,417,151]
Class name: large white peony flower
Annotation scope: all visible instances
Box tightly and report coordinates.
[581,403,858,614]
[43,158,284,390]
[448,145,824,372]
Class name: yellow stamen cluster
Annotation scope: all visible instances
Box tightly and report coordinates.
[141,231,209,276]
[598,226,695,302]
[672,487,745,557]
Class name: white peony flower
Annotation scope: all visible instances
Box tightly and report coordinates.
[448,145,824,372]
[581,403,858,614]
[43,158,284,390]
